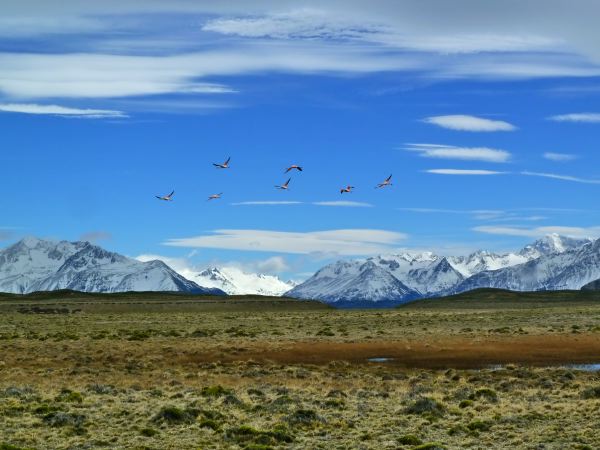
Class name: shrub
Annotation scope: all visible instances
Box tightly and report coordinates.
[458,399,473,408]
[286,409,321,427]
[152,406,197,425]
[470,388,498,402]
[581,386,600,399]
[467,420,492,432]
[140,427,158,437]
[405,398,446,417]
[398,434,422,445]
[226,424,293,446]
[42,411,86,428]
[414,443,445,450]
[55,389,83,403]
[198,419,221,431]
[201,385,232,398]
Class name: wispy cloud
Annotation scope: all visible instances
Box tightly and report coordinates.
[398,208,545,222]
[405,143,511,162]
[202,9,559,54]
[0,103,127,118]
[422,115,516,132]
[543,152,578,161]
[473,225,600,239]
[425,169,506,175]
[313,201,373,207]
[231,201,303,206]
[521,171,600,184]
[164,228,407,256]
[548,113,600,123]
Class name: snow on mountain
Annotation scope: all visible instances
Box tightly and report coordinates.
[452,238,599,293]
[286,260,419,306]
[287,234,596,306]
[192,266,297,296]
[0,238,224,295]
[518,233,593,259]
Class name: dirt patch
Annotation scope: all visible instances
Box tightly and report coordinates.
[182,335,600,369]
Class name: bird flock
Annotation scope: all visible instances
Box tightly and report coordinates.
[155,157,392,202]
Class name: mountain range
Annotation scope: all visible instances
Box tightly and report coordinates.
[0,237,224,295]
[287,234,597,306]
[2,235,600,307]
[191,266,297,296]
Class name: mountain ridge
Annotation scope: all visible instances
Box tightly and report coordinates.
[287,234,597,306]
[0,237,224,295]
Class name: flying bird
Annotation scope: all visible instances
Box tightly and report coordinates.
[213,157,231,169]
[285,164,303,173]
[156,190,175,201]
[275,178,292,190]
[376,174,393,188]
[340,185,355,194]
[208,193,223,201]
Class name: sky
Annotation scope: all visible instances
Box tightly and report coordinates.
[1,0,600,281]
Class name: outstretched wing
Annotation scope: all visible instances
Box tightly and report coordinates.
[386,174,392,182]
[285,178,291,186]
[224,157,230,165]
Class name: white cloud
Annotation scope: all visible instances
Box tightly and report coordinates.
[163,228,408,256]
[254,256,290,273]
[548,113,600,123]
[521,171,600,184]
[473,225,600,239]
[543,152,578,161]
[231,201,303,206]
[202,9,560,55]
[0,103,126,118]
[313,201,373,207]
[405,143,511,162]
[425,169,506,175]
[422,115,516,132]
[0,46,419,100]
[136,253,292,277]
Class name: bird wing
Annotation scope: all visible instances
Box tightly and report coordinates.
[386,174,392,182]
[297,166,303,171]
[285,178,291,185]
[224,157,230,165]
[168,190,174,197]
[284,167,291,173]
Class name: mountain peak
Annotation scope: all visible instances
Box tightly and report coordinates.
[519,234,592,259]
[0,237,222,295]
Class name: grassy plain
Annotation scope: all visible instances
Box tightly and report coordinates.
[0,290,599,449]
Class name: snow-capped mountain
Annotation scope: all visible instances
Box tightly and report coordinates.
[287,234,596,306]
[192,266,297,296]
[286,260,419,306]
[452,238,600,293]
[0,237,224,295]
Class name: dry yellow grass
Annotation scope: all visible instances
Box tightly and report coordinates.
[0,295,599,449]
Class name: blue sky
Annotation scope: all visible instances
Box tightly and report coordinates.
[2,1,600,280]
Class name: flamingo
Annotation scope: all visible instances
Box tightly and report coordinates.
[340,185,355,194]
[208,193,223,201]
[156,190,175,201]
[285,164,303,173]
[275,178,292,190]
[213,157,231,169]
[376,174,393,188]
